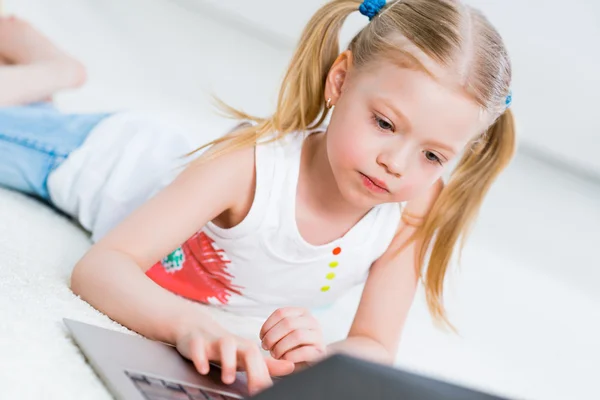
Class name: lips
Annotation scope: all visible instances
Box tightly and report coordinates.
[360,173,389,193]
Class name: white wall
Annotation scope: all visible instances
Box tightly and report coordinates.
[180,0,600,176]
[16,0,600,175]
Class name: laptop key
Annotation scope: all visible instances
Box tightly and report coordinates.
[163,381,186,392]
[188,391,233,400]
[185,387,239,400]
[146,377,164,386]
[143,391,190,400]
[144,395,188,400]
[126,372,149,383]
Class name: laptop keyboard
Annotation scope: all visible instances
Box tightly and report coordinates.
[125,370,241,400]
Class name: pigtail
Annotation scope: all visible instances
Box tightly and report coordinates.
[189,0,363,161]
[417,109,516,328]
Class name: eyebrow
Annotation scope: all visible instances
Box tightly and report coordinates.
[423,140,457,156]
[379,98,412,133]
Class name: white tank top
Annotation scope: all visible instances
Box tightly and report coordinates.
[146,130,402,318]
[47,112,193,241]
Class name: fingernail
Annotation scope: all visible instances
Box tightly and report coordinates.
[261,341,268,350]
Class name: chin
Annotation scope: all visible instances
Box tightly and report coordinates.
[341,183,382,210]
[332,169,380,209]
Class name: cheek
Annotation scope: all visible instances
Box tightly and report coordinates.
[394,167,444,201]
[328,135,362,168]
[326,118,373,170]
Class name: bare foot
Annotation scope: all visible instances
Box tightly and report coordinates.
[0,16,67,63]
[0,16,87,88]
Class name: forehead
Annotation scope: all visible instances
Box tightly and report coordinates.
[351,61,485,145]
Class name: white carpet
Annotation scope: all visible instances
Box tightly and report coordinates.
[0,188,120,399]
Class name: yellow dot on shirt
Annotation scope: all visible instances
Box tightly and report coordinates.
[326,272,336,280]
[329,261,338,268]
[321,286,331,292]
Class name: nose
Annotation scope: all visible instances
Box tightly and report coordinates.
[377,144,411,178]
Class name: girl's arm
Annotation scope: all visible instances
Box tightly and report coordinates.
[72,144,295,392]
[327,180,444,364]
[71,145,256,344]
[259,230,420,367]
[327,227,419,363]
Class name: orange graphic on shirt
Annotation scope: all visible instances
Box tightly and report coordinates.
[146,232,242,304]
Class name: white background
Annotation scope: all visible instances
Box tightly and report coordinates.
[4,0,600,399]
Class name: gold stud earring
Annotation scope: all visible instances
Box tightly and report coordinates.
[326,98,333,109]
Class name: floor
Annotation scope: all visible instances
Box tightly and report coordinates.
[5,0,600,399]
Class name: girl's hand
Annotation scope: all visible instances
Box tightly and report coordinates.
[403,178,444,218]
[175,328,295,395]
[259,307,327,367]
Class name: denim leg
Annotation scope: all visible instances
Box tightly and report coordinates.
[0,105,109,200]
[0,132,64,200]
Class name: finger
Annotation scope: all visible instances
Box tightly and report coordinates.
[280,345,326,364]
[261,316,314,351]
[217,337,237,384]
[264,356,295,377]
[188,335,210,375]
[260,307,308,340]
[240,345,272,395]
[271,329,322,359]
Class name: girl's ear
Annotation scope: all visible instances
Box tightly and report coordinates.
[324,50,353,106]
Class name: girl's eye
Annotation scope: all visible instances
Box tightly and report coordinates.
[378,118,393,131]
[373,114,394,132]
[424,151,443,165]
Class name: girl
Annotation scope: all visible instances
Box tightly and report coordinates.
[0,0,515,395]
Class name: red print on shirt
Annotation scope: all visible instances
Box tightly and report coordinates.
[146,232,242,304]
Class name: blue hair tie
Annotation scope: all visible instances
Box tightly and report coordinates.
[505,90,512,108]
[359,0,386,21]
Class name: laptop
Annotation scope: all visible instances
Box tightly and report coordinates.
[65,318,510,400]
[64,318,247,399]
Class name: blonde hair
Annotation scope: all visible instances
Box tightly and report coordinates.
[192,0,515,327]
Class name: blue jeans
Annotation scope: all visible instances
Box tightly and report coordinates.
[0,103,109,200]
